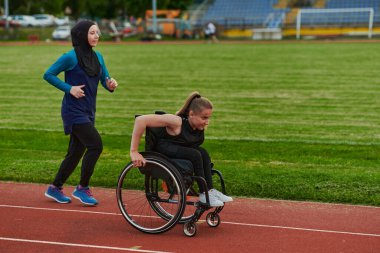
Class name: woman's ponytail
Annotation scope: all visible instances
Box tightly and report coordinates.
[176,91,212,117]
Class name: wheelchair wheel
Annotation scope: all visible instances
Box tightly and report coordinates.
[177,186,198,224]
[206,212,220,227]
[116,154,186,234]
[141,154,196,224]
[150,181,196,224]
[183,221,197,237]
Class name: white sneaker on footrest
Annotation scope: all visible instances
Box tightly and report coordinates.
[199,192,224,207]
[209,189,233,202]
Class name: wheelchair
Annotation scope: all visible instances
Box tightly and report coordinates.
[116,112,227,237]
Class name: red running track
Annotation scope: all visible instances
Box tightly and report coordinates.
[0,182,379,253]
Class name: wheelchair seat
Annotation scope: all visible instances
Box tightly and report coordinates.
[143,111,194,179]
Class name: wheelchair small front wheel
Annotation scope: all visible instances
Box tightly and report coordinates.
[183,222,197,237]
[206,212,220,227]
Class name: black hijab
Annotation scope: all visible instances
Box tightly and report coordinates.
[71,20,100,77]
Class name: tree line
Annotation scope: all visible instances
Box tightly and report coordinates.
[4,0,193,19]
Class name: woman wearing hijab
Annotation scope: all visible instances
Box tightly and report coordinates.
[43,20,118,206]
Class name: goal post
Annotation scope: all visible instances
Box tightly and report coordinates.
[296,8,374,39]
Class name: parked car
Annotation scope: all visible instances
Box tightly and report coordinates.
[10,15,36,27]
[0,16,20,27]
[122,22,137,37]
[54,16,69,26]
[52,26,71,40]
[33,14,55,27]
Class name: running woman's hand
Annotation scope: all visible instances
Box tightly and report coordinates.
[70,85,85,98]
[106,77,118,91]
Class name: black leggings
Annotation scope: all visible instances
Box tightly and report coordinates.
[53,123,103,188]
[156,145,213,193]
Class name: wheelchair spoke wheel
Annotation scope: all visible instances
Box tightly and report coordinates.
[150,184,199,224]
[116,157,186,234]
[177,186,198,223]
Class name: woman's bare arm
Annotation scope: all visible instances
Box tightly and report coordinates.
[130,114,182,167]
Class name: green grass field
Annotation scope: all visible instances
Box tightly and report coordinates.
[1,41,380,206]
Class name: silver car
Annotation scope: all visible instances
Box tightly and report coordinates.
[33,14,55,27]
[52,26,71,40]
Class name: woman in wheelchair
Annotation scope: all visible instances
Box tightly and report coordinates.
[129,91,232,207]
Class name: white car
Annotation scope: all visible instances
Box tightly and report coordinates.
[33,14,55,27]
[0,15,20,27]
[54,16,69,26]
[10,15,37,27]
[52,26,71,40]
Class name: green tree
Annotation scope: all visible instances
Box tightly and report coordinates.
[63,0,86,19]
[4,0,193,18]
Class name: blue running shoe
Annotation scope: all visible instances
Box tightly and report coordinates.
[45,185,71,203]
[72,186,98,206]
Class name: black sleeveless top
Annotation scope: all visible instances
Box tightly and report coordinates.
[154,118,204,153]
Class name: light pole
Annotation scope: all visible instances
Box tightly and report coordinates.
[4,0,9,30]
[152,0,157,34]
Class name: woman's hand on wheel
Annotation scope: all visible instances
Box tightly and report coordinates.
[130,151,146,167]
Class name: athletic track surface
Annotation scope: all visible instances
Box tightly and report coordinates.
[0,182,379,253]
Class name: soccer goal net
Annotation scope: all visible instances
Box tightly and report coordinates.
[296,8,374,39]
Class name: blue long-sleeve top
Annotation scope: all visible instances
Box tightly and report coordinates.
[43,49,112,134]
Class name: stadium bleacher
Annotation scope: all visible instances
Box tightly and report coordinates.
[192,0,380,39]
[198,0,380,28]
[328,0,380,22]
[300,0,380,25]
[202,0,290,28]
[326,0,380,9]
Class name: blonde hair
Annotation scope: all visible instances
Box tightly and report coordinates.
[176,91,213,117]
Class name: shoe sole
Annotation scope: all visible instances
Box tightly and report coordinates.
[218,198,233,203]
[198,200,224,207]
[44,192,71,204]
[72,193,98,206]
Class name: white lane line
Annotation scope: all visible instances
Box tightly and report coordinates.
[222,221,380,238]
[0,237,172,253]
[0,204,159,219]
[0,204,120,216]
[1,204,379,238]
